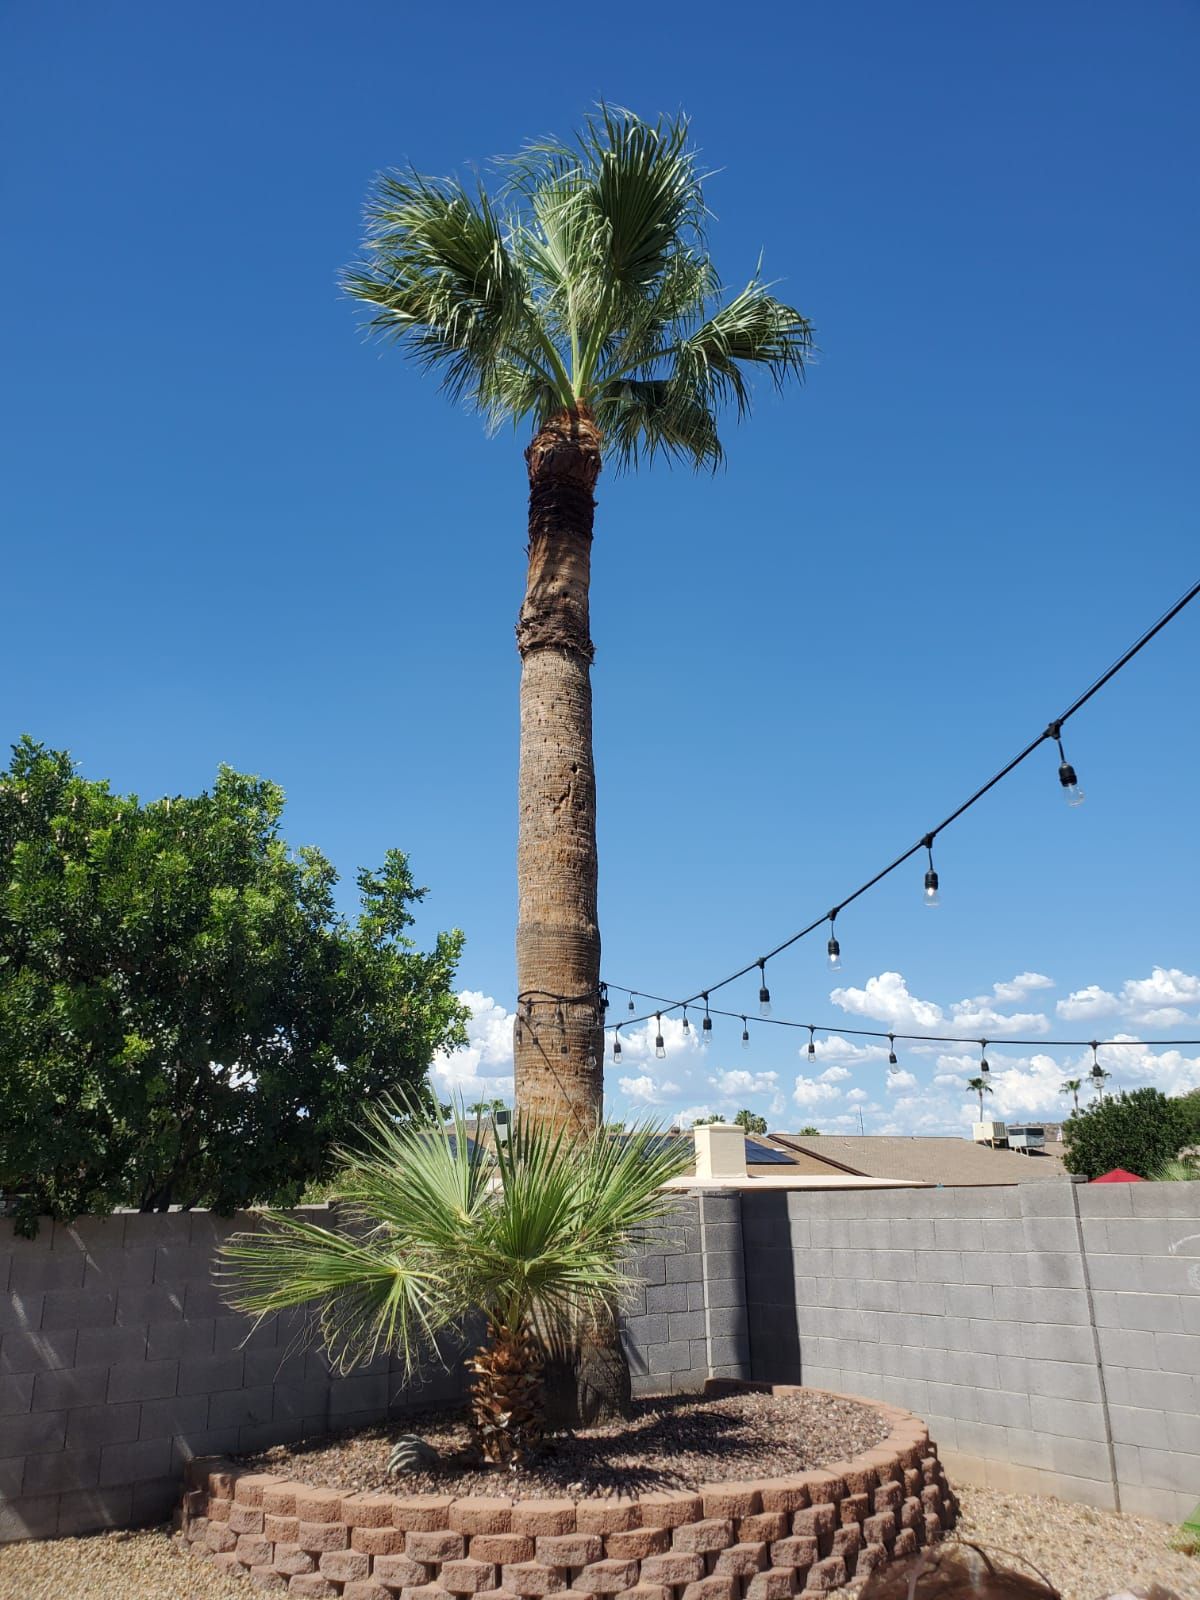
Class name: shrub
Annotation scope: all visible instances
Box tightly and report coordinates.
[1062,1087,1189,1180]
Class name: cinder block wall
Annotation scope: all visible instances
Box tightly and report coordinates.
[742,1179,1200,1524]
[1,1195,713,1542]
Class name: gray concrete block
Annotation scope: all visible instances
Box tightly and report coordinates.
[0,1328,77,1373]
[1096,1325,1145,1367]
[1127,1365,1199,1413]
[0,1493,60,1542]
[209,1383,276,1429]
[176,1352,244,1395]
[960,1251,1015,1287]
[22,1447,103,1495]
[0,1373,35,1414]
[136,1393,211,1438]
[933,1219,985,1252]
[665,1251,702,1284]
[1017,1183,1080,1217]
[146,1317,216,1362]
[667,1310,706,1342]
[944,1282,995,1318]
[115,1286,185,1325]
[1036,1395,1109,1442]
[1110,1405,1168,1448]
[1165,1411,1200,1454]
[1077,1184,1134,1218]
[1084,1254,1144,1293]
[152,1243,219,1284]
[40,1288,118,1331]
[1018,1320,1097,1364]
[31,1365,110,1410]
[55,1485,135,1537]
[856,1279,900,1312]
[645,1281,689,1315]
[83,1245,157,1288]
[8,1249,87,1293]
[705,1275,746,1309]
[98,1436,172,1486]
[1024,1359,1102,1403]
[993,1286,1091,1326]
[1019,1216,1078,1253]
[65,1401,141,1448]
[1044,1431,1115,1481]
[702,1248,745,1282]
[1154,1330,1200,1375]
[647,1340,691,1375]
[106,1359,178,1403]
[1129,1182,1200,1217]
[966,1317,1023,1357]
[119,1213,192,1246]
[0,1290,42,1334]
[5,1408,67,1455]
[1113,1293,1185,1334]
[1010,1250,1084,1289]
[76,1324,148,1368]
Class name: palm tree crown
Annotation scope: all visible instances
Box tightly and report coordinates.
[220,1100,690,1462]
[342,107,812,469]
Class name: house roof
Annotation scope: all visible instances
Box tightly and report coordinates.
[767,1133,1069,1186]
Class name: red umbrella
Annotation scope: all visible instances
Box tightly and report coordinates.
[1090,1167,1145,1183]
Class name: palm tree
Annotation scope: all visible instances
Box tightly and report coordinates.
[966,1076,993,1118]
[734,1108,767,1134]
[343,109,811,1132]
[219,1099,690,1465]
[1061,1078,1082,1114]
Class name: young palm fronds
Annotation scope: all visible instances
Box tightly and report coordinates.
[219,1098,691,1464]
[342,105,813,470]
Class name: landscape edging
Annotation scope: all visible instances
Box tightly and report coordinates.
[175,1383,957,1598]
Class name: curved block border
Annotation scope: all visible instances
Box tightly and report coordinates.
[175,1383,957,1599]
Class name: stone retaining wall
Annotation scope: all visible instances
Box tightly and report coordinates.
[175,1388,955,1598]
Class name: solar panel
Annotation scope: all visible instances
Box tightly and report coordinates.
[744,1141,795,1164]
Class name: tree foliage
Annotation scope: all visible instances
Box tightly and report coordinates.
[342,106,813,472]
[0,738,467,1229]
[1062,1087,1189,1180]
[221,1100,691,1463]
[734,1108,767,1134]
[1173,1088,1200,1149]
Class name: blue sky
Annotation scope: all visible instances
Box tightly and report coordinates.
[3,2,1197,1132]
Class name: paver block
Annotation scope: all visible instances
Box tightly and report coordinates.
[266,1515,301,1543]
[408,1530,467,1563]
[450,1499,513,1535]
[739,1514,789,1543]
[343,1585,395,1600]
[287,1578,339,1597]
[237,1536,274,1567]
[374,1554,433,1588]
[472,1535,536,1565]
[576,1501,640,1535]
[502,1561,568,1595]
[294,1487,343,1523]
[805,1557,847,1593]
[640,1552,705,1586]
[298,1520,350,1552]
[230,1505,266,1534]
[700,1485,761,1519]
[756,1482,810,1515]
[745,1569,796,1600]
[321,1550,372,1583]
[770,1536,817,1572]
[441,1559,500,1593]
[511,1502,576,1538]
[274,1545,317,1576]
[354,1526,407,1555]
[681,1578,737,1600]
[537,1534,603,1565]
[604,1528,668,1560]
[394,1495,456,1531]
[263,1482,305,1517]
[713,1543,769,1577]
[673,1518,734,1553]
[573,1559,640,1593]
[206,1523,239,1553]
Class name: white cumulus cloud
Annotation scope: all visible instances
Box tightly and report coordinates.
[711,1069,779,1096]
[992,973,1055,1003]
[1057,986,1120,1021]
[818,1065,852,1083]
[1120,968,1200,1022]
[830,972,944,1029]
[885,1069,918,1092]
[792,1076,843,1108]
[430,991,515,1102]
[618,1074,680,1105]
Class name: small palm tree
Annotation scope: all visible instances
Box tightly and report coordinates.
[1061,1078,1082,1114]
[967,1076,993,1118]
[343,109,811,1129]
[219,1101,690,1465]
[1152,1156,1200,1181]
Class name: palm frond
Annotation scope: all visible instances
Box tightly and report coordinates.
[593,377,723,471]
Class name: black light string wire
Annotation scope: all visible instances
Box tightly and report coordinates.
[596,577,1200,1036]
[600,983,1200,1050]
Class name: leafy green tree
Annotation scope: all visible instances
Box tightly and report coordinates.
[1173,1088,1200,1148]
[221,1101,691,1465]
[795,1125,822,1136]
[343,108,810,1129]
[1062,1087,1189,1180]
[0,738,467,1230]
[734,1108,767,1134]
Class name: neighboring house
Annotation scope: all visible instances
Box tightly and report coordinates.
[762,1132,1068,1186]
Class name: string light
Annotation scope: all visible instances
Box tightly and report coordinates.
[1047,721,1085,807]
[628,991,637,1012]
[595,582,1198,1038]
[888,1033,898,1067]
[612,1028,622,1063]
[701,993,713,1043]
[741,1016,750,1049]
[1090,1041,1109,1099]
[980,1040,989,1075]
[827,911,842,971]
[654,1014,665,1060]
[922,834,940,908]
[758,959,772,1017]
[807,1025,816,1066]
[681,1006,690,1034]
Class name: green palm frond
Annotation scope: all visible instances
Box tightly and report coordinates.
[219,1101,692,1379]
[343,105,812,469]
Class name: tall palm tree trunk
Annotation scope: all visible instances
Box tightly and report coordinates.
[514,406,604,1132]
[467,1319,545,1465]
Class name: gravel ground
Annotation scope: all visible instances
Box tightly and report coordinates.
[0,1483,1195,1600]
[241,1390,890,1496]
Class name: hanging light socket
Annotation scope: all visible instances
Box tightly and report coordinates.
[654,1015,665,1060]
[827,910,842,971]
[701,994,713,1043]
[757,959,771,1017]
[741,1016,750,1049]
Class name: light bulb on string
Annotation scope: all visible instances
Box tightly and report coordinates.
[681,1007,690,1035]
[701,994,713,1044]
[612,1029,622,1063]
[807,1026,817,1067]
[599,983,609,1016]
[1090,1041,1108,1099]
[1048,721,1085,807]
[758,959,772,1017]
[980,1040,989,1075]
[628,992,637,1013]
[654,1015,666,1060]
[922,834,940,908]
[888,1033,898,1069]
[827,910,842,971]
[741,1016,750,1049]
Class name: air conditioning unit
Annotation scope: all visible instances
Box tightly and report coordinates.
[1007,1124,1045,1154]
[972,1121,1008,1147]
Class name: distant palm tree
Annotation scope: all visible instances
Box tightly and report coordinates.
[219,1100,690,1465]
[734,1108,767,1134]
[966,1076,994,1118]
[342,109,811,1131]
[1061,1078,1082,1114]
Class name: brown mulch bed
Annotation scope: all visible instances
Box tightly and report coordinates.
[239,1388,891,1498]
